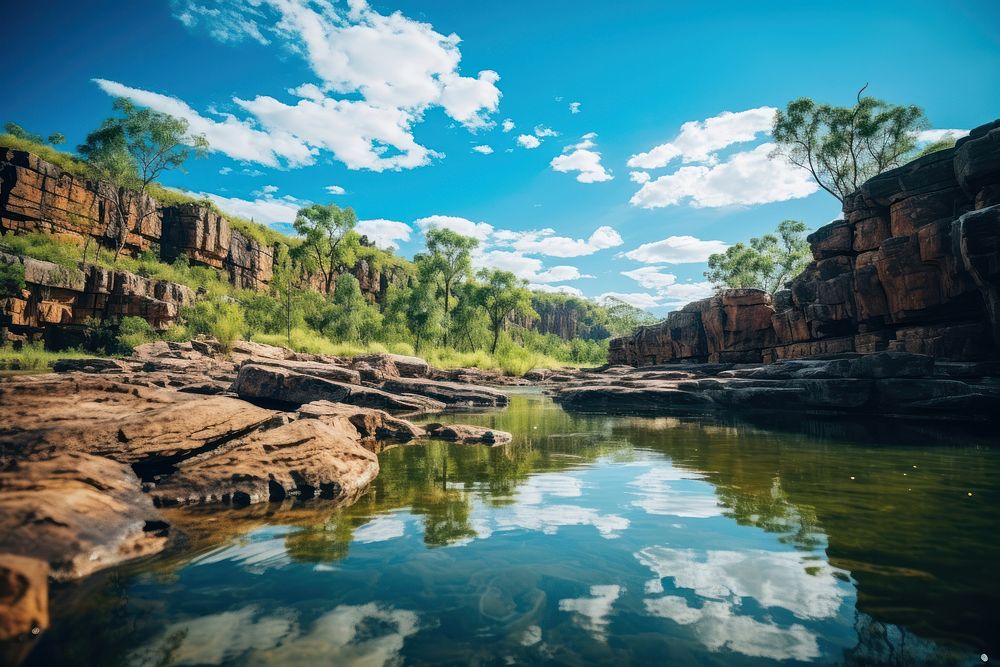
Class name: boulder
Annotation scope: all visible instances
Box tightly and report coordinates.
[149,418,378,507]
[51,357,128,373]
[0,452,169,581]
[234,363,352,407]
[241,356,362,385]
[425,423,513,446]
[381,377,509,407]
[298,400,425,441]
[0,554,49,642]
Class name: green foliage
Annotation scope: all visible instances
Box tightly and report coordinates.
[706,220,811,293]
[473,269,536,354]
[0,258,26,297]
[600,297,657,337]
[0,133,89,176]
[293,203,358,293]
[182,298,246,351]
[417,228,479,345]
[1,233,85,270]
[915,136,958,158]
[772,86,927,203]
[115,316,157,354]
[4,122,44,144]
[390,279,445,352]
[325,274,383,344]
[0,343,91,371]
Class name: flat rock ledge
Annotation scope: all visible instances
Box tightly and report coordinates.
[552,351,1000,420]
[0,341,517,642]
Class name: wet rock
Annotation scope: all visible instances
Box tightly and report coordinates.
[149,419,378,507]
[298,400,425,441]
[0,452,169,580]
[0,554,49,642]
[425,423,513,446]
[382,377,509,407]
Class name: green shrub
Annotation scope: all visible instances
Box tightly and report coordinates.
[116,316,157,354]
[0,259,26,297]
[182,298,246,351]
[0,133,89,177]
[1,233,83,270]
[0,343,91,371]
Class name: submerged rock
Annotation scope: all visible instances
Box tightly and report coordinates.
[425,423,513,446]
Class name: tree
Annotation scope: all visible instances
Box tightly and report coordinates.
[398,280,445,352]
[79,98,208,260]
[473,269,535,354]
[3,122,43,144]
[326,273,382,344]
[419,228,478,346]
[771,86,927,204]
[601,296,657,337]
[47,133,66,146]
[293,203,358,294]
[705,220,811,293]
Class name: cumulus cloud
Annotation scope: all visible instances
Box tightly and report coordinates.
[621,267,678,290]
[356,219,412,250]
[623,235,728,263]
[108,0,502,171]
[550,132,613,183]
[569,101,581,114]
[480,250,590,283]
[500,225,623,257]
[472,144,494,154]
[558,585,621,641]
[629,171,650,184]
[517,134,541,149]
[529,283,584,296]
[189,190,304,225]
[219,166,233,175]
[630,143,818,208]
[534,125,559,138]
[627,106,777,169]
[415,215,494,241]
[659,281,716,306]
[915,128,968,143]
[628,466,721,518]
[502,118,515,133]
[324,185,346,195]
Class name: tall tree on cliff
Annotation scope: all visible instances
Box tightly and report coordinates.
[705,220,811,293]
[771,86,927,205]
[473,269,536,354]
[418,228,478,346]
[79,98,208,261]
[292,203,359,294]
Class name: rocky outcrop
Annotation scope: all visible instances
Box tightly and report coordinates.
[425,423,513,446]
[0,251,195,344]
[0,555,48,642]
[610,119,1000,366]
[554,351,1000,420]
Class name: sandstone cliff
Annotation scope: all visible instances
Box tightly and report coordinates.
[610,119,1000,365]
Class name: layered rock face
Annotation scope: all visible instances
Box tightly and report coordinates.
[0,251,195,344]
[610,119,1000,366]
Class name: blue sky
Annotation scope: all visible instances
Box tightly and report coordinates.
[5,0,999,313]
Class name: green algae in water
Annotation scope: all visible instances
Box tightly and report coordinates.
[20,390,1000,666]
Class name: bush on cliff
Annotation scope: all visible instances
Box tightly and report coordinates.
[0,260,25,297]
[705,220,811,293]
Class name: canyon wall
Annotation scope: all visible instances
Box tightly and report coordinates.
[609,118,1000,366]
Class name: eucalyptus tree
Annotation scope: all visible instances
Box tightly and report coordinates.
[292,203,358,294]
[771,86,927,204]
[705,220,811,293]
[420,227,478,346]
[473,269,535,354]
[79,98,208,260]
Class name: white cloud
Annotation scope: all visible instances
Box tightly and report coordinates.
[481,250,590,283]
[659,281,716,306]
[257,184,279,194]
[550,132,613,183]
[190,190,304,225]
[415,215,493,241]
[569,101,581,114]
[629,171,650,184]
[356,219,412,250]
[517,134,541,149]
[324,185,346,195]
[108,0,502,172]
[219,167,233,175]
[352,515,406,543]
[628,466,721,518]
[500,225,623,257]
[627,106,777,169]
[623,235,728,263]
[915,128,968,143]
[630,143,818,208]
[502,118,515,133]
[621,267,678,290]
[496,504,628,539]
[472,144,494,155]
[534,125,559,138]
[598,292,661,310]
[558,585,621,641]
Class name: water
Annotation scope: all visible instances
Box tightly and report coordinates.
[21,389,1000,666]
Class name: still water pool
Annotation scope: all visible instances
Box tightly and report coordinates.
[24,389,1000,666]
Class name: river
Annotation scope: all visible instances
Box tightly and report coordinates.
[22,388,999,666]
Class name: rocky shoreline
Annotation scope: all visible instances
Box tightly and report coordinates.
[0,340,517,645]
[551,351,1000,420]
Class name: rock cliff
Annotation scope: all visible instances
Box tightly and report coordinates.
[610,119,1000,366]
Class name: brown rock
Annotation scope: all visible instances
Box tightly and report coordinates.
[0,554,49,642]
[298,400,425,441]
[425,423,513,446]
[381,377,509,407]
[0,452,169,581]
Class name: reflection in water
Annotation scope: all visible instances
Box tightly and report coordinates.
[19,389,999,666]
